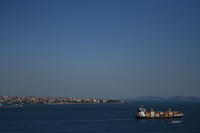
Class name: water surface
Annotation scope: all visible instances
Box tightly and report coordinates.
[0,102,199,133]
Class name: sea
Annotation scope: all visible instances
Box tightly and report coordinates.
[0,102,199,133]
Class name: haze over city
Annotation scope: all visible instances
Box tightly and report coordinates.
[0,0,200,98]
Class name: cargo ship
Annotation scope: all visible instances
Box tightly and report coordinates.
[135,106,184,119]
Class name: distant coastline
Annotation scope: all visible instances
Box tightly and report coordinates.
[0,96,122,105]
[128,96,200,102]
[1,95,199,106]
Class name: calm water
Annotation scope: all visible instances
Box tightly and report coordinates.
[0,102,200,133]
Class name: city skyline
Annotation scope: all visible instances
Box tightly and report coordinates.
[0,0,200,98]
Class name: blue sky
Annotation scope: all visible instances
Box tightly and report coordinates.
[0,0,200,98]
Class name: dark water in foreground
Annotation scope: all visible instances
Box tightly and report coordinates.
[0,102,200,133]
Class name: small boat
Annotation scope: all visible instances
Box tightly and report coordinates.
[170,120,183,124]
[135,105,184,119]
[0,103,24,108]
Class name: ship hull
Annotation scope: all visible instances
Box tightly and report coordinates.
[135,115,184,120]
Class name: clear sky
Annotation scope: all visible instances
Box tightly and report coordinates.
[0,0,200,98]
